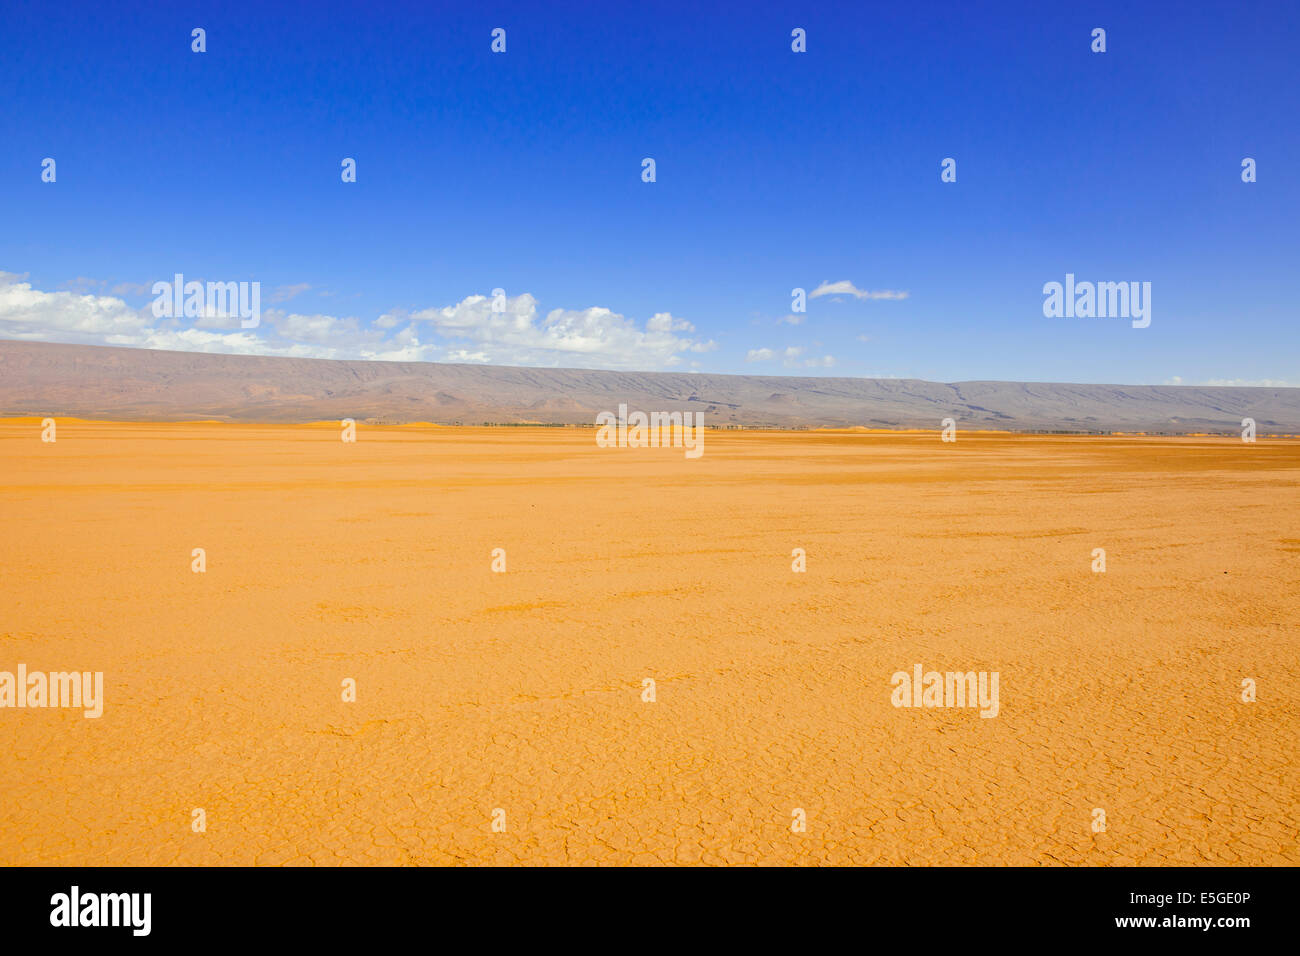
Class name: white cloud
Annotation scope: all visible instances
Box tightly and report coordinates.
[0,271,418,359]
[1204,378,1297,388]
[783,346,834,368]
[266,310,371,345]
[810,280,909,301]
[0,271,711,371]
[413,294,713,369]
[113,327,273,354]
[745,345,835,370]
[0,271,153,340]
[1163,375,1297,388]
[646,312,694,333]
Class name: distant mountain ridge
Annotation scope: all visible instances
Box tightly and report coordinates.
[1,339,1297,433]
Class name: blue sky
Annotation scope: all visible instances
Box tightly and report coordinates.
[1,0,1296,384]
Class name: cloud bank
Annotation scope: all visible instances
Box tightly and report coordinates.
[0,272,715,370]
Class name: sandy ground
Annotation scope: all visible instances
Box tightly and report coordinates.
[0,420,1296,866]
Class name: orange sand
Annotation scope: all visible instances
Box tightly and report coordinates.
[0,421,1296,865]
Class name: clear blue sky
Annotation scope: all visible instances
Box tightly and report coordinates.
[2,0,1296,385]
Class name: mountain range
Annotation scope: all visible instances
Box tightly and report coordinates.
[1,340,1296,433]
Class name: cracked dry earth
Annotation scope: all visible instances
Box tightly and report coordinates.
[1,422,1297,866]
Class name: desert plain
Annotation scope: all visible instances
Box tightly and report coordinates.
[0,420,1296,865]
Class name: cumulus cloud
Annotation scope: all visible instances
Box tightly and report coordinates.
[810,280,909,301]
[266,310,370,345]
[746,348,775,362]
[0,271,154,342]
[646,312,694,333]
[0,271,710,370]
[411,293,714,369]
[0,271,430,359]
